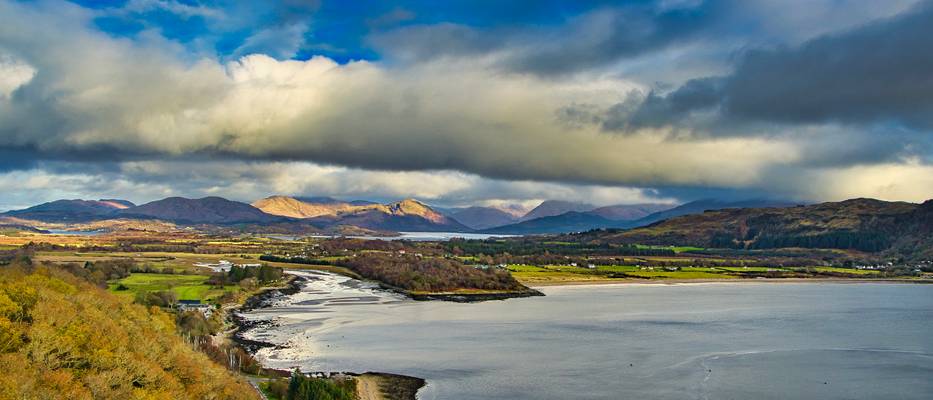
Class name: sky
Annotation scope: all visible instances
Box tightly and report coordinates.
[1,0,932,210]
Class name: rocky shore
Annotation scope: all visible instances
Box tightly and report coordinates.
[229,272,426,399]
[227,273,306,355]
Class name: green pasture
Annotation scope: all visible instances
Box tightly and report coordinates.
[108,273,236,301]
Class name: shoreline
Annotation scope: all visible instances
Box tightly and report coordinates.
[378,282,545,303]
[228,271,427,400]
[229,273,308,353]
[524,277,933,288]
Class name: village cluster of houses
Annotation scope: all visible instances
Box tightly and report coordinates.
[854,260,931,273]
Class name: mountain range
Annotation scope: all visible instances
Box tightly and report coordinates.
[482,199,787,234]
[1,196,467,232]
[276,197,469,232]
[1,195,806,235]
[119,197,277,224]
[5,195,932,259]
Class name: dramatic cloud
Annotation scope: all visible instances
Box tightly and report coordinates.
[0,0,930,206]
[614,0,933,130]
[723,2,933,129]
[0,1,795,189]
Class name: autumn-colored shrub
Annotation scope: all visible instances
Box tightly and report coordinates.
[0,262,257,399]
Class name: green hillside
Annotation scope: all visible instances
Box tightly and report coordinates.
[567,199,933,261]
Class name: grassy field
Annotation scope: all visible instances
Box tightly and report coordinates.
[635,244,706,253]
[807,266,882,275]
[714,266,787,272]
[506,264,549,272]
[503,263,894,284]
[108,273,236,301]
[508,270,611,284]
[507,264,740,283]
[622,270,737,279]
[35,250,260,273]
[595,265,640,273]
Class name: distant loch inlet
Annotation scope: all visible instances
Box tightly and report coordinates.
[276,231,518,241]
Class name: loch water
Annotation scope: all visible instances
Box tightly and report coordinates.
[240,271,933,399]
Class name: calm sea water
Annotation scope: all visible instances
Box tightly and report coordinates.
[240,272,933,399]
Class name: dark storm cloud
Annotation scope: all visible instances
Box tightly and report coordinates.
[372,1,716,76]
[602,78,723,131]
[612,0,933,131]
[724,1,933,128]
[0,147,38,172]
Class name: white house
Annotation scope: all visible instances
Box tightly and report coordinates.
[177,300,213,317]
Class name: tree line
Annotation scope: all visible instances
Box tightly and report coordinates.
[710,231,892,252]
[337,253,526,292]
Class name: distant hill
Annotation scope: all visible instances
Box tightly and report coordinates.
[293,196,376,206]
[6,195,467,231]
[492,203,531,219]
[483,199,793,235]
[3,199,136,222]
[253,195,357,218]
[628,199,796,227]
[484,211,619,234]
[449,206,519,230]
[568,198,933,260]
[118,196,278,224]
[589,203,674,221]
[520,200,594,221]
[255,196,469,232]
[0,223,49,234]
[310,199,470,232]
[294,196,347,204]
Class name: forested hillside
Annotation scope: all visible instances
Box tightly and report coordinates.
[0,259,257,399]
[569,198,933,260]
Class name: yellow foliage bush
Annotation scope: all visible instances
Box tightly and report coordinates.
[0,265,257,400]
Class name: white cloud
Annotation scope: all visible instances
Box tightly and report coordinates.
[0,53,35,99]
